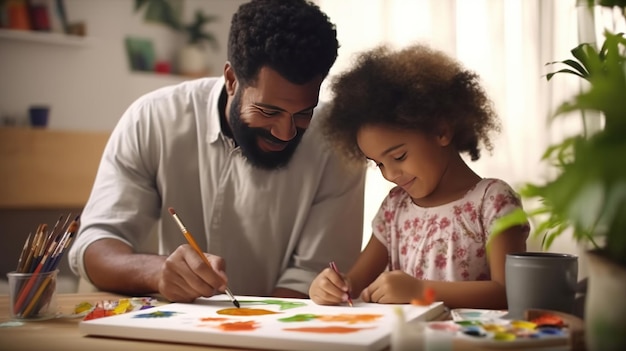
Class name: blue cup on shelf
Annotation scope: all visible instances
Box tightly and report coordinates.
[29,105,50,128]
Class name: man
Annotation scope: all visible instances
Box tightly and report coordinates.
[68,0,365,303]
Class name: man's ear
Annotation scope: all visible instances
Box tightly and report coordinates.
[224,62,237,96]
[437,123,453,147]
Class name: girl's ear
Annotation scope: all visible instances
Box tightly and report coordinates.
[437,123,453,147]
[223,62,238,96]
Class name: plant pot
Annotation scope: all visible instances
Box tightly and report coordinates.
[177,44,210,78]
[505,252,578,319]
[584,249,626,351]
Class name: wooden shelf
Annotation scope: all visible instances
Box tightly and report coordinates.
[0,28,92,47]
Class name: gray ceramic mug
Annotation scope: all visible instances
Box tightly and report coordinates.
[505,252,578,319]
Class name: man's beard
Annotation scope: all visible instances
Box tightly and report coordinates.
[228,88,305,170]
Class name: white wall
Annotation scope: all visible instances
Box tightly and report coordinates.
[0,0,246,131]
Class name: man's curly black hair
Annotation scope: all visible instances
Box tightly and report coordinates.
[324,44,500,165]
[228,0,339,86]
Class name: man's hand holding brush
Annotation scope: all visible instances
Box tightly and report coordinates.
[157,245,231,303]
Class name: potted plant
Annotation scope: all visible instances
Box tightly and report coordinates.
[133,1,219,77]
[492,1,626,349]
[177,9,219,77]
[134,0,182,30]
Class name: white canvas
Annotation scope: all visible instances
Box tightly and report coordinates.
[79,295,445,351]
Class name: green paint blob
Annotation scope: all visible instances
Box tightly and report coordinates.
[278,314,319,322]
[237,299,307,311]
[455,320,481,327]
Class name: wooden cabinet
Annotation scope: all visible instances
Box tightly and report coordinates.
[0,127,109,209]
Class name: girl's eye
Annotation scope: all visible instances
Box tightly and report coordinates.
[394,153,407,161]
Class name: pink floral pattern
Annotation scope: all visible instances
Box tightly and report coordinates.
[372,178,528,282]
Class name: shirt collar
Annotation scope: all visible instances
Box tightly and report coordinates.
[207,76,227,143]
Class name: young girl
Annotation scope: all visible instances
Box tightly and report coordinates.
[309,44,529,309]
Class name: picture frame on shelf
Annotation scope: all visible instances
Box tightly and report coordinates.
[125,36,155,72]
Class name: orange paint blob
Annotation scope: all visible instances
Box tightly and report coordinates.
[284,326,374,334]
[531,314,564,327]
[217,320,259,331]
[317,314,382,324]
[217,308,280,316]
[411,287,436,306]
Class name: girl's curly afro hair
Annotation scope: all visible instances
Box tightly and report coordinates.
[323,44,500,164]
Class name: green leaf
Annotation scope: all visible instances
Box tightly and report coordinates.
[135,0,182,30]
[184,10,220,49]
[546,69,587,81]
[598,0,626,7]
[542,223,568,250]
[134,0,149,12]
[518,5,626,263]
[560,59,589,76]
[490,208,528,237]
[570,44,593,72]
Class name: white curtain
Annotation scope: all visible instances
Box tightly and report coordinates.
[315,0,587,251]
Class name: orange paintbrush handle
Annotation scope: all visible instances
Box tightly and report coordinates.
[183,232,212,266]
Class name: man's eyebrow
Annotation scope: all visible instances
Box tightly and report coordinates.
[253,102,317,113]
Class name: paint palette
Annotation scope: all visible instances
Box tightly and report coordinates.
[393,309,579,351]
[428,319,569,347]
[79,295,446,351]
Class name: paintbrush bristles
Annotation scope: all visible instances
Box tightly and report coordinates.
[15,214,79,275]
[225,288,240,308]
[16,233,32,273]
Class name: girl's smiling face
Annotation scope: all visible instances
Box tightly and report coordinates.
[356,124,453,204]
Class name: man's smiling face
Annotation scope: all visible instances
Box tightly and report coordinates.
[226,66,323,170]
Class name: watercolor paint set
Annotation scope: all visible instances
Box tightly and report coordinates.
[392,308,584,351]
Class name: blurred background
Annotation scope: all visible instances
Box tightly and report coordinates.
[1,0,624,292]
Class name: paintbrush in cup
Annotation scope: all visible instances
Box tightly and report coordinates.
[168,207,240,308]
